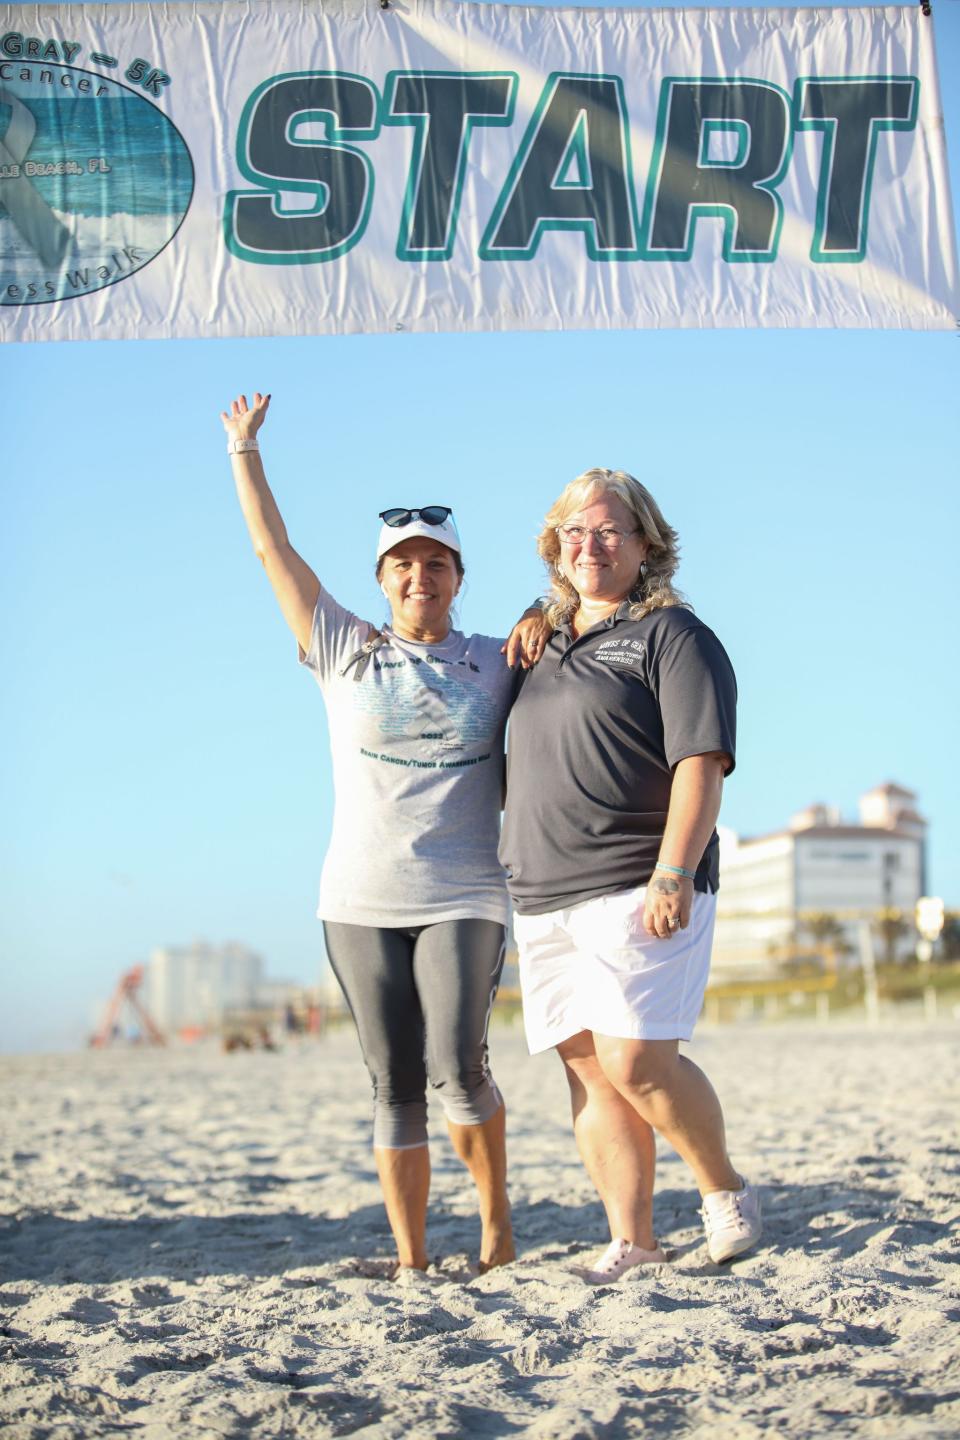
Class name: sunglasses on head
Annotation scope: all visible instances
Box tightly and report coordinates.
[379,506,452,528]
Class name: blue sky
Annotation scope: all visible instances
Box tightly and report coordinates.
[3,0,959,1052]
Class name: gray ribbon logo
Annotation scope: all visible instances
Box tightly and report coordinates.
[0,87,73,268]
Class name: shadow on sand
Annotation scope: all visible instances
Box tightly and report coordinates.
[3,1175,945,1286]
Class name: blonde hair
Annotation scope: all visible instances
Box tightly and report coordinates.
[538,468,686,627]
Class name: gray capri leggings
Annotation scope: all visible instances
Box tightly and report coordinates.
[322,918,506,1150]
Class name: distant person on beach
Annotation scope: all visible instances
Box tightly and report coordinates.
[499,469,762,1282]
[221,392,546,1274]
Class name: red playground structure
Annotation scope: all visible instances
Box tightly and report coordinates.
[90,965,166,1048]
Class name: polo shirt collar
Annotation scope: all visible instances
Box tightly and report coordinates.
[557,594,640,641]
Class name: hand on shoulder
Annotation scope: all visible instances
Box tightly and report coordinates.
[501,607,552,669]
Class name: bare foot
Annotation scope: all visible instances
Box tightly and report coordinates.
[478,1222,516,1273]
[395,1261,433,1286]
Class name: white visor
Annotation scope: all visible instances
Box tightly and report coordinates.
[376,513,462,562]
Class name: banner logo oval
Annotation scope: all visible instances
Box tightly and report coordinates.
[0,62,193,306]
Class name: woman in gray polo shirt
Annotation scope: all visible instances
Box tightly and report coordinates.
[500,467,762,1282]
[221,390,545,1274]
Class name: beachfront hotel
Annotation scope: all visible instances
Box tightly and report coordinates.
[144,941,265,1033]
[712,783,927,979]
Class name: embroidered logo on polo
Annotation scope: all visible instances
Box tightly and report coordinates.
[594,638,646,668]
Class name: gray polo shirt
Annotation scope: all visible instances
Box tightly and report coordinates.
[499,602,736,915]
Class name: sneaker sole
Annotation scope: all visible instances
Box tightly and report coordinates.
[709,1231,762,1264]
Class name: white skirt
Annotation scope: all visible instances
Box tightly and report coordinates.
[514,886,717,1054]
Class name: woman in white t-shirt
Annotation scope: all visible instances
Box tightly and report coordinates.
[221,391,546,1274]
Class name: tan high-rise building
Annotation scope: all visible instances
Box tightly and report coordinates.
[145,941,264,1033]
[712,783,926,978]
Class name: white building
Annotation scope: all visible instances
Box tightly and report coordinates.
[713,783,926,978]
[146,941,264,1035]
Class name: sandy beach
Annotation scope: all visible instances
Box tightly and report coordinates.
[2,1019,958,1439]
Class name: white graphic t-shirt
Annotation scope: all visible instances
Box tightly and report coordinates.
[299,586,518,927]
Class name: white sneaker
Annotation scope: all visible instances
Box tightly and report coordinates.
[701,1178,762,1263]
[581,1237,668,1284]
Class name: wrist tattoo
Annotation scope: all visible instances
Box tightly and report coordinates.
[652,877,680,895]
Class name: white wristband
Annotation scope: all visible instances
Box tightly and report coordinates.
[227,437,260,455]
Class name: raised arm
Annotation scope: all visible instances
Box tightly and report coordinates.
[221,392,321,655]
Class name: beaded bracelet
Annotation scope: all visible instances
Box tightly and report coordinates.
[654,862,697,880]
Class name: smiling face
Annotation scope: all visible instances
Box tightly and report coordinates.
[378,536,462,640]
[557,491,649,608]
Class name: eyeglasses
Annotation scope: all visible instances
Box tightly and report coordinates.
[556,524,640,549]
[379,506,452,528]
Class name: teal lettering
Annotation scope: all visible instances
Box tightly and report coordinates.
[224,66,915,269]
[225,70,380,266]
[795,76,919,263]
[383,70,516,261]
[640,79,792,262]
[481,72,640,260]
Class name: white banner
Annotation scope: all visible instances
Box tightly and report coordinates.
[1,0,957,340]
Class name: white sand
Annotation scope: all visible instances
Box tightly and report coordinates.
[1,1019,958,1439]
